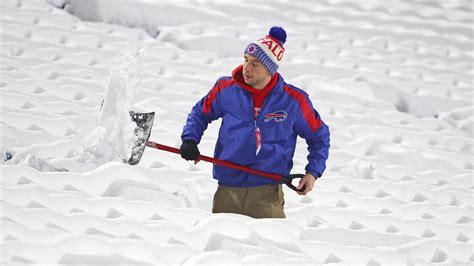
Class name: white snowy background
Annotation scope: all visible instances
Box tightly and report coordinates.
[1,0,473,265]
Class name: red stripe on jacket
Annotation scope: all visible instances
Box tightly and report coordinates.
[283,85,321,132]
[203,79,234,114]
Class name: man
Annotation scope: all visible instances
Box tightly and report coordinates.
[180,26,330,218]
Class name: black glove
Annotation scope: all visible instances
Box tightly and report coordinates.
[180,140,200,161]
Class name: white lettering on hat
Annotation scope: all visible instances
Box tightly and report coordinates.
[256,36,285,63]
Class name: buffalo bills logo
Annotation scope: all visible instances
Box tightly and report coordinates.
[264,110,287,122]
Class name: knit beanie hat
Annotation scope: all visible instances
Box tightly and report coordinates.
[244,26,287,75]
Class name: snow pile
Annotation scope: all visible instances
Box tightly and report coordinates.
[78,49,144,169]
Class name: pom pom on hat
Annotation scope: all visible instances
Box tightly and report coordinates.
[244,26,287,75]
[269,26,286,45]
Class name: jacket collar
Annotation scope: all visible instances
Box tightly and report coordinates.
[231,65,284,94]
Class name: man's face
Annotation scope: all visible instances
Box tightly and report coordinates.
[243,54,271,88]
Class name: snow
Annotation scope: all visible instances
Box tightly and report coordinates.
[78,49,144,170]
[1,0,473,264]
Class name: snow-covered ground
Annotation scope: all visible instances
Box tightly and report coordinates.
[1,0,473,264]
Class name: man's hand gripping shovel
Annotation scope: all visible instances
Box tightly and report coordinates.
[127,111,306,192]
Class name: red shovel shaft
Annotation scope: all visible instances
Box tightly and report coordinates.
[146,141,283,181]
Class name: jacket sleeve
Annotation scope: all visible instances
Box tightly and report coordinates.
[294,94,330,179]
[181,79,224,144]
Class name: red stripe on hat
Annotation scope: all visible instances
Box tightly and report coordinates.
[203,79,234,114]
[283,85,321,132]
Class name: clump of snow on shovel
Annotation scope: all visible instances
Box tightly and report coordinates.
[79,48,145,166]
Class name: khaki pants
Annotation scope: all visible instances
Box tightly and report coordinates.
[212,184,285,218]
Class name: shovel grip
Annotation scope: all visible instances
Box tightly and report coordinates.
[281,174,306,192]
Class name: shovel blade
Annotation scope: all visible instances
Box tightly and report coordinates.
[127,111,155,165]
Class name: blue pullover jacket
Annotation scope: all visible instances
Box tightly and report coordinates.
[181,66,330,187]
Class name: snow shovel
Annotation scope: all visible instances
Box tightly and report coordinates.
[127,111,306,192]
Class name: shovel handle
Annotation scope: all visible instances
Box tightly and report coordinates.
[146,141,305,192]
